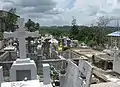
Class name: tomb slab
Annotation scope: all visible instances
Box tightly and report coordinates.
[10,58,37,81]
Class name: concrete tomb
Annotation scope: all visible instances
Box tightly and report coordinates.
[62,60,92,87]
[4,18,37,81]
[10,58,37,81]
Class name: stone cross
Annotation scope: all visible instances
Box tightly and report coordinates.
[4,18,39,59]
[113,40,117,48]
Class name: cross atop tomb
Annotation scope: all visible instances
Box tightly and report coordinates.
[113,40,117,47]
[4,18,39,59]
[113,40,119,51]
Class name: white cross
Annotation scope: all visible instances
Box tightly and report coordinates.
[4,18,39,59]
[113,40,119,50]
[113,40,117,47]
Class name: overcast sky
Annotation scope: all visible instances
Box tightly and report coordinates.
[0,0,120,26]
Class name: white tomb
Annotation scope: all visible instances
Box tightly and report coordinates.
[63,60,93,87]
[4,18,38,81]
[10,58,37,81]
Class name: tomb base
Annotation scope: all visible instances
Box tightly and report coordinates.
[10,58,37,81]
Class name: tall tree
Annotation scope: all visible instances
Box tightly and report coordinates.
[70,17,79,39]
[96,16,111,46]
[5,8,18,32]
[25,19,36,32]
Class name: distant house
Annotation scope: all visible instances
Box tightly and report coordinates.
[0,10,20,32]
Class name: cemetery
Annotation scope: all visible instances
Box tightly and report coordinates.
[1,3,120,87]
[0,18,119,87]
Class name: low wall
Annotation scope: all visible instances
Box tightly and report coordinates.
[59,50,81,59]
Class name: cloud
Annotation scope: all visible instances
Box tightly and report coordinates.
[2,0,57,13]
[1,0,120,26]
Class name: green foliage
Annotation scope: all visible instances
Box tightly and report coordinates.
[77,26,118,46]
[5,8,18,32]
[87,40,97,47]
[50,66,59,81]
[70,25,79,39]
[35,23,40,30]
[39,26,69,37]
[25,19,40,32]
[25,19,35,32]
[39,25,118,47]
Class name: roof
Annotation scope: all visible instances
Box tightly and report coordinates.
[107,31,120,37]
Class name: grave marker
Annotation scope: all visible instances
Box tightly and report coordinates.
[63,60,92,87]
[4,18,38,81]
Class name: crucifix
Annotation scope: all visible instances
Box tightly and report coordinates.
[113,40,119,50]
[4,18,39,59]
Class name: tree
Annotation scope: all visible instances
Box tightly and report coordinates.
[96,16,112,46]
[5,8,18,32]
[25,19,36,32]
[35,23,40,30]
[70,17,79,39]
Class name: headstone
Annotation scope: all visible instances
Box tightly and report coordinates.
[43,64,50,84]
[64,60,80,87]
[63,60,92,87]
[78,60,93,87]
[4,18,38,81]
[0,66,3,87]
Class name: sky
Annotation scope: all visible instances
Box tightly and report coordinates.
[0,0,120,26]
